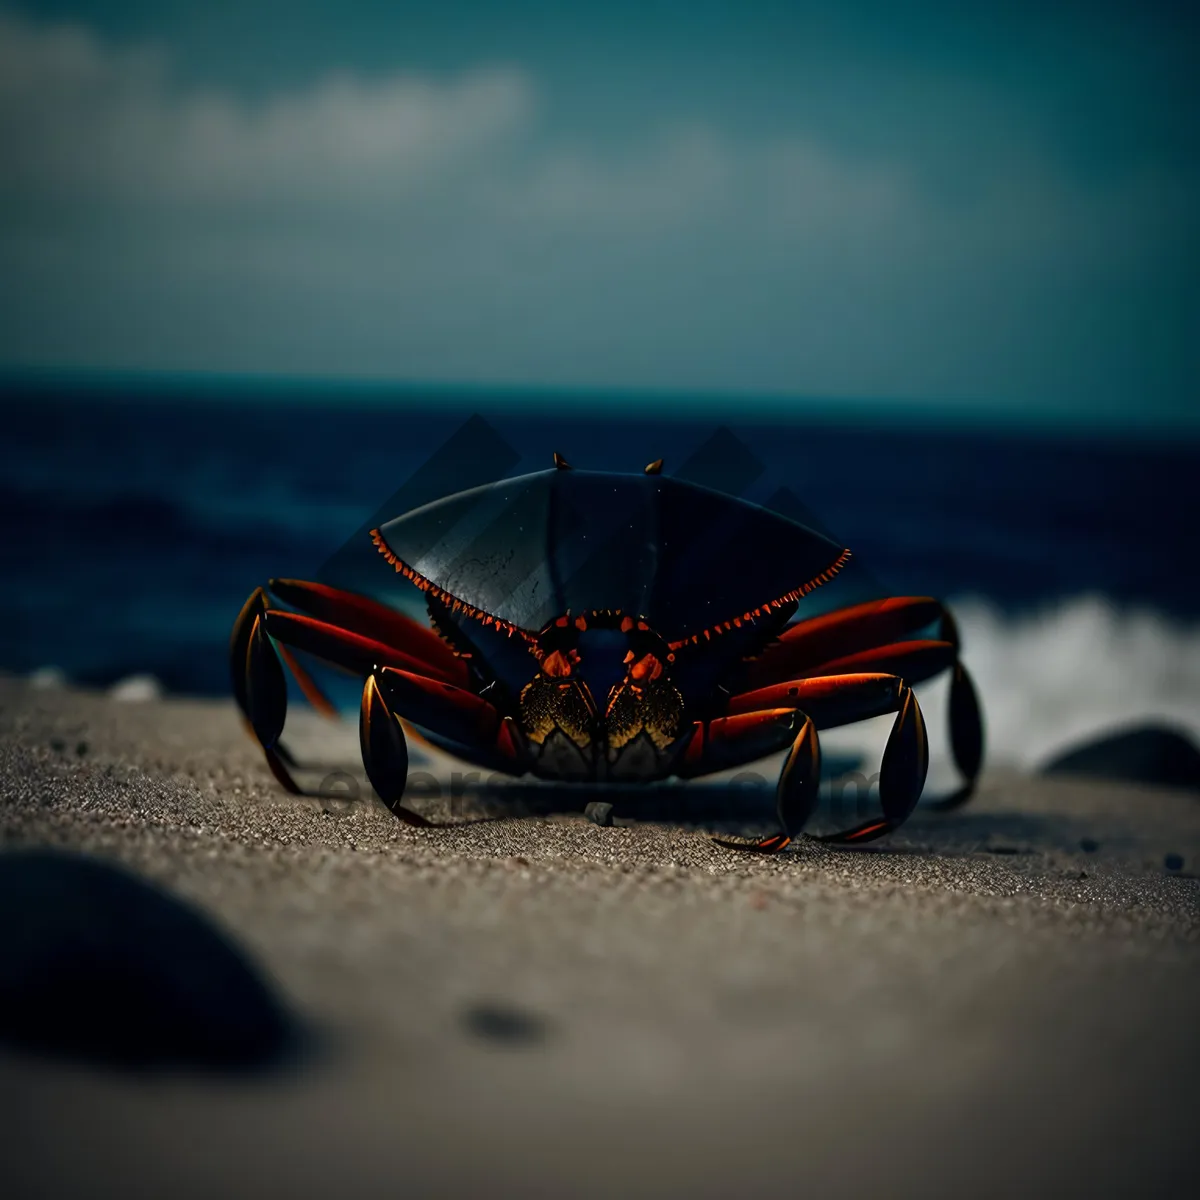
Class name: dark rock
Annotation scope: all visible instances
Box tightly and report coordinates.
[1039,723,1200,792]
[75,740,89,757]
[1164,853,1184,872]
[1080,838,1099,853]
[49,738,65,753]
[0,848,296,1072]
[584,801,615,827]
[462,1002,547,1045]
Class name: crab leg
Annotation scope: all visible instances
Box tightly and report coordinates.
[359,673,428,826]
[739,596,946,687]
[927,662,984,810]
[701,672,931,851]
[228,600,305,794]
[675,709,812,777]
[727,672,903,729]
[262,609,470,688]
[752,638,982,812]
[372,666,499,745]
[230,585,480,797]
[672,710,823,855]
[398,718,528,776]
[735,601,984,812]
[267,579,464,683]
[232,580,467,722]
[741,634,956,692]
[805,682,928,845]
[360,668,527,819]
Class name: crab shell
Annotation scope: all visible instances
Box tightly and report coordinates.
[369,468,852,781]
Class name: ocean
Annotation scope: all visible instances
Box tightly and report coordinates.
[3,374,1198,772]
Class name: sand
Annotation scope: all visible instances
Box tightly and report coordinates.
[0,672,1197,1199]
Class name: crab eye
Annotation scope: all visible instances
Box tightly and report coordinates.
[542,649,577,678]
[629,653,663,683]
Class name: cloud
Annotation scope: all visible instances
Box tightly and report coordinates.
[0,10,1193,419]
[0,12,534,208]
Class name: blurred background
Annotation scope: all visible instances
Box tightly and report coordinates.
[1,0,1197,775]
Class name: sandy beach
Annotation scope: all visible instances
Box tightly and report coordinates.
[0,672,1196,1199]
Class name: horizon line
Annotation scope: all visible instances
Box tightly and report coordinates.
[2,362,1197,444]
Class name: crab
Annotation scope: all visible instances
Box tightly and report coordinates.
[230,454,984,852]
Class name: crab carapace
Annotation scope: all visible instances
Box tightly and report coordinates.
[231,454,984,852]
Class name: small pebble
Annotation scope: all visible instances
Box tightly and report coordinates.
[1164,853,1184,872]
[75,741,89,757]
[1080,838,1099,853]
[49,738,65,753]
[462,1002,546,1045]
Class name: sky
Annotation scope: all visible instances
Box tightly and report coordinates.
[0,1,1196,428]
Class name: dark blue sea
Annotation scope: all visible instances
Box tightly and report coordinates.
[3,374,1198,768]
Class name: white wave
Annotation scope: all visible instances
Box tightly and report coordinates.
[819,594,1200,779]
[108,674,163,703]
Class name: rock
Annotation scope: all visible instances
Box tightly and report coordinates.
[0,848,296,1071]
[1039,723,1200,792]
[1164,853,1184,872]
[461,1002,547,1045]
[584,801,615,827]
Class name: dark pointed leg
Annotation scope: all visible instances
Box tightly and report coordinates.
[715,672,931,847]
[232,601,306,795]
[359,673,429,826]
[230,584,489,803]
[812,685,929,844]
[672,708,819,855]
[244,612,287,751]
[232,586,339,721]
[231,588,337,787]
[740,597,985,815]
[360,671,523,827]
[713,715,821,854]
[925,662,985,811]
[230,587,267,723]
